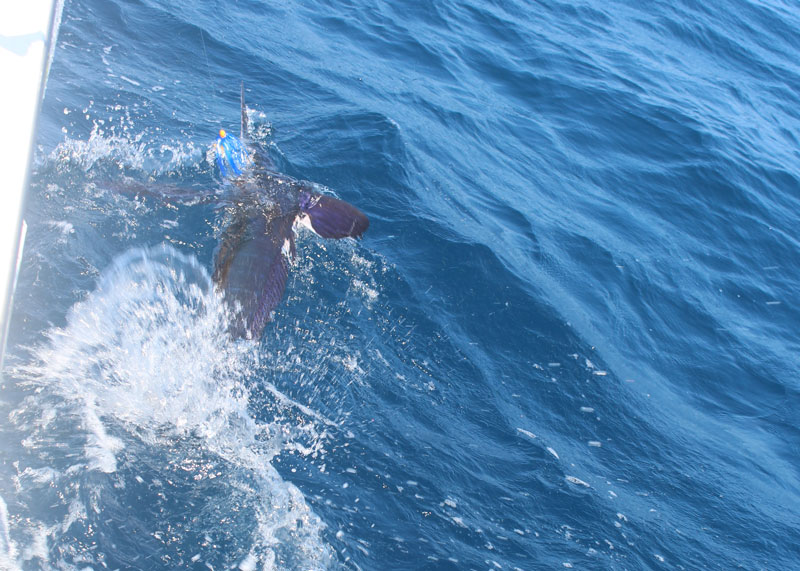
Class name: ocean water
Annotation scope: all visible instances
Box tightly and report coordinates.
[2,0,799,569]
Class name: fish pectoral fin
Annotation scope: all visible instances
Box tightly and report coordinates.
[298,192,369,239]
[212,215,250,286]
[243,248,289,338]
[213,213,296,339]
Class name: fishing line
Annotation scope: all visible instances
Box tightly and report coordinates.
[199,27,226,172]
[199,28,219,108]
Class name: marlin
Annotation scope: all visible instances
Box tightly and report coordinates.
[212,84,368,338]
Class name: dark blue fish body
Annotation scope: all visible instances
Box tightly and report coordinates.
[212,86,368,338]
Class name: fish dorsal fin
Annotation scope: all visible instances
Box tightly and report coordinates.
[240,81,249,140]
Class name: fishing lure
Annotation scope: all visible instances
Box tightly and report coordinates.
[215,129,246,177]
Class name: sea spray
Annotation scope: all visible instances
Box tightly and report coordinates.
[7,245,333,569]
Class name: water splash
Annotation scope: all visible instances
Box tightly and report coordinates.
[48,123,205,176]
[0,495,18,570]
[7,245,333,569]
[48,100,206,177]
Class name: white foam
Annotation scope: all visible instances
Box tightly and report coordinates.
[20,525,48,564]
[82,393,124,473]
[0,495,18,570]
[516,428,536,440]
[13,245,333,568]
[119,75,141,86]
[351,278,378,305]
[238,552,257,571]
[566,476,590,488]
[46,220,75,238]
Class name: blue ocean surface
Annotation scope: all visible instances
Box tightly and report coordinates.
[2,0,799,569]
